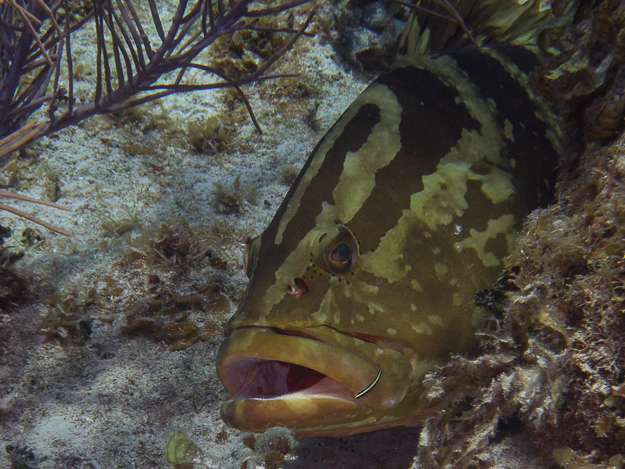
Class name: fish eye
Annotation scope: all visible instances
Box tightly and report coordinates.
[312,224,358,275]
[327,243,352,272]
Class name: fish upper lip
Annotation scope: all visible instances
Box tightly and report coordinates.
[216,326,412,410]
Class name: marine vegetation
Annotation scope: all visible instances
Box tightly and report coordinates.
[112,218,234,351]
[0,0,313,154]
[164,427,296,468]
[0,0,313,232]
[0,156,70,235]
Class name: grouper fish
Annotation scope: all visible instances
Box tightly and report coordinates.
[216,0,561,437]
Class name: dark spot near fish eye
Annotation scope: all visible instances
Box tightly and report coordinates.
[306,267,310,271]
[346,281,350,285]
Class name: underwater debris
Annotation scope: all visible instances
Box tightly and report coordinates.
[164,432,203,467]
[5,443,39,469]
[212,175,258,215]
[187,115,237,155]
[40,287,96,345]
[321,0,407,72]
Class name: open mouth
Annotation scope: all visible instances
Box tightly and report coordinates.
[216,327,413,434]
[217,327,411,406]
[216,328,380,405]
[227,358,358,401]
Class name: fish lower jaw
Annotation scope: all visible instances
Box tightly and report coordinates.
[220,390,367,436]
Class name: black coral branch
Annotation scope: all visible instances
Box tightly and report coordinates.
[0,0,311,235]
[0,0,312,159]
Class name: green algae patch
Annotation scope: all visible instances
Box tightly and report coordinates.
[164,433,202,466]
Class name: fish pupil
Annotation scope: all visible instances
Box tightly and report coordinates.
[329,243,351,265]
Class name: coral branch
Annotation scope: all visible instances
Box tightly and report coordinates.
[0,0,313,158]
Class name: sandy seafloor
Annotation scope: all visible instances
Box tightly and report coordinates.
[0,4,571,469]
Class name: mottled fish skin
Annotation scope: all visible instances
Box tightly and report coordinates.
[216,26,561,437]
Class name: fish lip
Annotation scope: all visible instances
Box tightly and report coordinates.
[216,328,380,405]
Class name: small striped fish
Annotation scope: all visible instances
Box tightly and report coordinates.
[216,0,561,437]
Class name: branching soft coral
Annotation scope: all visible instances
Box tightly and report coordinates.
[0,156,70,236]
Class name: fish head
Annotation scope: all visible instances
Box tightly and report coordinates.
[216,167,518,437]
